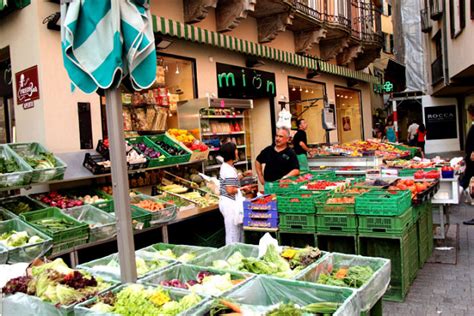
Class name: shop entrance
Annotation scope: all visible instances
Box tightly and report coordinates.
[335,87,363,143]
[0,47,14,143]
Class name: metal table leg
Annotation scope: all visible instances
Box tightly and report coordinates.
[162,225,169,243]
[434,204,447,240]
[69,250,79,268]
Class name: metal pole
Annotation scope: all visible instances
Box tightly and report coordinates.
[105,88,137,283]
[392,99,398,142]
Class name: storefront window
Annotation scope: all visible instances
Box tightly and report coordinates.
[335,87,363,143]
[101,54,196,138]
[288,78,326,144]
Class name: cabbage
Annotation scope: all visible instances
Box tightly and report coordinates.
[56,284,85,305]
[177,252,195,262]
[160,300,181,314]
[90,302,114,312]
[262,244,290,272]
[212,259,231,270]
[154,249,176,259]
[178,293,202,311]
[28,235,44,244]
[32,258,73,276]
[190,273,234,296]
[41,284,59,304]
[227,251,245,268]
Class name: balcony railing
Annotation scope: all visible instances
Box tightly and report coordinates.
[429,0,442,20]
[421,9,432,33]
[295,0,351,29]
[351,1,382,44]
[431,56,444,85]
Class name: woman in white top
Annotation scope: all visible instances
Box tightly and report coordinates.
[219,142,243,244]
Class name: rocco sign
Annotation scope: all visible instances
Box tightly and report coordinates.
[15,66,40,109]
[424,105,457,140]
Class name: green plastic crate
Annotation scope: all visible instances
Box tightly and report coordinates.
[126,136,170,167]
[317,214,357,234]
[397,168,437,177]
[355,190,411,216]
[279,213,316,233]
[277,191,327,214]
[8,142,67,183]
[426,203,434,256]
[20,207,89,244]
[319,193,356,215]
[358,207,413,235]
[0,144,33,188]
[61,205,117,243]
[147,134,191,164]
[0,208,17,221]
[412,203,425,222]
[417,210,429,268]
[137,243,215,263]
[264,181,301,194]
[316,233,358,254]
[277,231,317,248]
[51,236,89,255]
[130,194,177,225]
[100,200,151,230]
[0,218,53,263]
[358,228,415,302]
[0,195,45,216]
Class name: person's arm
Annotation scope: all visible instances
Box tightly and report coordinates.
[255,160,265,185]
[283,169,300,178]
[299,141,310,153]
[225,185,239,195]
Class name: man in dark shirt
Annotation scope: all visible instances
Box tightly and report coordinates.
[463,104,474,225]
[256,127,299,191]
[293,119,311,171]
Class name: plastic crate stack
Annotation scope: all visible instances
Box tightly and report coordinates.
[355,189,418,302]
[243,195,278,230]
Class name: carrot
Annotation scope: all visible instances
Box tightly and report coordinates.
[335,268,348,279]
[220,299,241,313]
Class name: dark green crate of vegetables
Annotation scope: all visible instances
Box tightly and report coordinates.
[0,195,45,216]
[0,144,33,188]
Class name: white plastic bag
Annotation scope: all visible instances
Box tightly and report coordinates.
[258,233,279,258]
[233,189,245,225]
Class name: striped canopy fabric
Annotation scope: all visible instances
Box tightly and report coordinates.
[61,0,156,94]
[153,16,380,84]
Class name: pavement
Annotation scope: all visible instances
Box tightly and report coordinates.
[384,200,474,315]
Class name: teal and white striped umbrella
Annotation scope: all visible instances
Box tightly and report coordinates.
[61,0,156,93]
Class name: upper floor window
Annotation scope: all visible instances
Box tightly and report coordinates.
[383,2,392,16]
[383,32,394,54]
[450,0,466,38]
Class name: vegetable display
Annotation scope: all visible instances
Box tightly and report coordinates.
[136,142,163,159]
[22,152,57,169]
[33,192,84,209]
[212,245,322,278]
[2,201,35,215]
[160,271,244,296]
[180,192,218,208]
[317,265,374,288]
[154,193,194,210]
[2,258,112,307]
[0,157,20,174]
[85,284,202,315]
[155,140,187,156]
[0,230,44,248]
[31,217,77,233]
[160,184,189,194]
[132,199,166,212]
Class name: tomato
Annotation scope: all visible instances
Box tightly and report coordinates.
[404,179,414,186]
[397,183,408,190]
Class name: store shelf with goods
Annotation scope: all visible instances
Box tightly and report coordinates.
[201,131,246,136]
[204,160,249,171]
[209,145,246,152]
[200,115,245,119]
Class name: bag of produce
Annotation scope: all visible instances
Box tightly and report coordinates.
[192,275,359,316]
[297,252,390,312]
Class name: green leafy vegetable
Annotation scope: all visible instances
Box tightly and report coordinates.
[317,265,374,288]
[0,157,20,174]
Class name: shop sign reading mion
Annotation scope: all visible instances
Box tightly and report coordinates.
[15,66,40,110]
[216,63,276,99]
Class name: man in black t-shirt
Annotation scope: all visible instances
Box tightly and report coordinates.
[293,119,311,171]
[463,104,474,225]
[256,127,299,192]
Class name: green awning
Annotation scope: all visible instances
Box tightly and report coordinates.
[152,16,380,84]
[0,0,30,17]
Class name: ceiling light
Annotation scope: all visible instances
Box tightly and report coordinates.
[291,86,296,91]
[345,96,348,99]
[299,86,303,92]
[311,90,314,94]
[305,88,309,93]
[175,64,180,74]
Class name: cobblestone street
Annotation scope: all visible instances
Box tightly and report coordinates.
[384,202,474,315]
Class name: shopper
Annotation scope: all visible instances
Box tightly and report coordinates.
[256,127,300,192]
[293,119,312,171]
[407,121,419,146]
[218,142,243,244]
[417,123,427,156]
[463,104,474,225]
[384,119,396,143]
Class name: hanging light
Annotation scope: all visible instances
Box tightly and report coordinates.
[344,95,348,99]
[305,88,309,93]
[291,86,296,91]
[165,65,169,72]
[175,64,180,74]
[299,86,303,92]
[311,90,314,94]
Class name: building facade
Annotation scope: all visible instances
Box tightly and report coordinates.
[0,0,383,160]
[421,0,474,150]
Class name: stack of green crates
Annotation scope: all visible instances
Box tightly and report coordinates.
[355,189,418,302]
[277,191,325,233]
[316,193,357,235]
[416,201,434,268]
